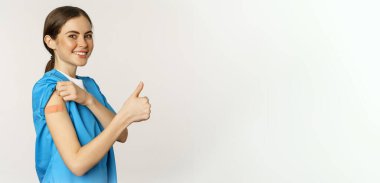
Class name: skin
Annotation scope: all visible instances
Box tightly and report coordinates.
[43,16,151,176]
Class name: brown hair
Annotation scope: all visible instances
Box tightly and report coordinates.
[43,6,93,73]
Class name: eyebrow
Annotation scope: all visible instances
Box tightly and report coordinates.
[65,30,93,34]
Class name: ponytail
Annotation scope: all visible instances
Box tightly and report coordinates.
[44,55,55,73]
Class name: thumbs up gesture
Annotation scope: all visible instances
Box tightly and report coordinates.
[118,82,151,124]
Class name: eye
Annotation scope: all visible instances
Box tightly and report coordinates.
[68,35,77,39]
[85,34,93,39]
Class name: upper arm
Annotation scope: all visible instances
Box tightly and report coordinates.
[44,90,81,172]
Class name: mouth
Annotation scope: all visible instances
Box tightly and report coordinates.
[73,51,88,58]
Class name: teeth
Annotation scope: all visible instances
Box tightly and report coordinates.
[74,52,87,56]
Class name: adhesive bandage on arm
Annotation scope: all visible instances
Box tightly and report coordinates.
[45,104,65,114]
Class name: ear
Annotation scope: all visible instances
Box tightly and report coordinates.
[44,35,57,50]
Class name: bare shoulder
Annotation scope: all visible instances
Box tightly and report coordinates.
[44,90,67,115]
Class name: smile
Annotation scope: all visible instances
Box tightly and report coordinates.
[74,51,88,56]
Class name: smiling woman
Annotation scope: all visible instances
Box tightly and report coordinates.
[32,6,152,183]
[43,10,94,74]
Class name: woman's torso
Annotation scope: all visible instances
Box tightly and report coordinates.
[32,69,117,183]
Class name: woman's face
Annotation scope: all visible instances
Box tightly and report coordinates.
[51,15,94,67]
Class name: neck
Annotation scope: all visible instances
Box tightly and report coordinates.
[54,61,77,78]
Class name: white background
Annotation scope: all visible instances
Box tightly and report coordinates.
[1,0,379,182]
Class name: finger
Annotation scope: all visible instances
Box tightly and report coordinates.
[63,81,72,84]
[56,85,67,92]
[63,95,74,101]
[56,82,63,90]
[62,96,69,101]
[57,81,71,86]
[131,81,144,98]
[67,84,76,91]
[59,91,70,97]
[144,96,149,103]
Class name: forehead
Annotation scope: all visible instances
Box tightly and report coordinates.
[60,16,92,33]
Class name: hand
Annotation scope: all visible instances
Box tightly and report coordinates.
[118,81,151,124]
[56,81,93,106]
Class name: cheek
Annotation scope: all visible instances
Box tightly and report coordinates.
[62,40,77,51]
[88,41,94,51]
[88,39,94,46]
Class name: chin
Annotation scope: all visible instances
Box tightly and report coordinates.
[77,62,88,66]
[72,59,88,66]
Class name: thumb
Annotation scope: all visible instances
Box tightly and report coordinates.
[131,81,144,97]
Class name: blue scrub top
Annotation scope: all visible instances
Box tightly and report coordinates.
[32,69,118,183]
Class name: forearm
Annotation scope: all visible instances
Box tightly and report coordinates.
[73,115,132,176]
[86,94,128,142]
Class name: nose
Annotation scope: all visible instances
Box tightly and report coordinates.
[77,36,88,48]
